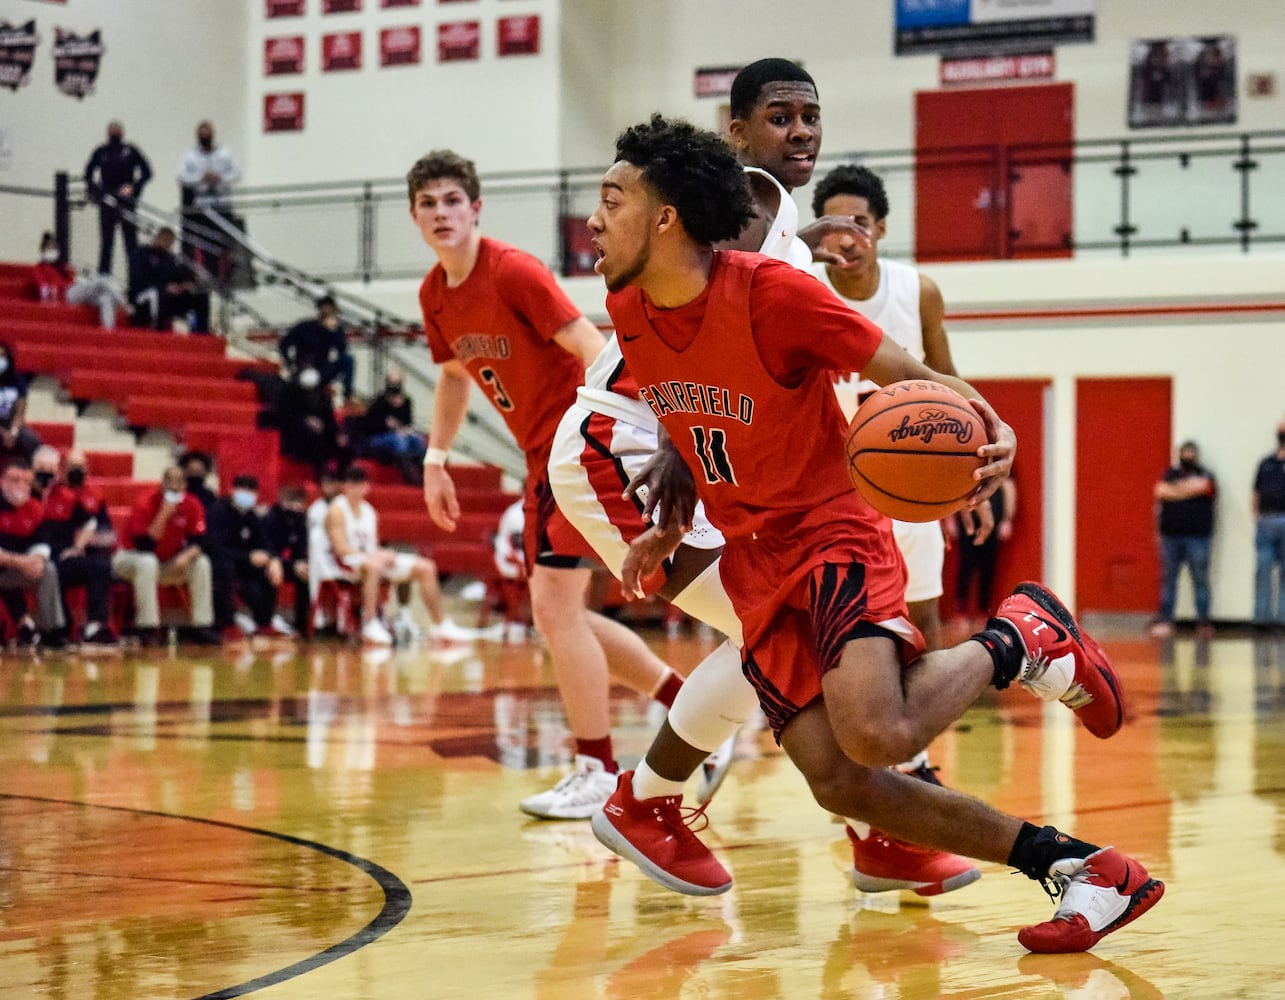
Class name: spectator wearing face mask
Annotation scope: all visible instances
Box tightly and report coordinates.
[360,367,427,484]
[262,483,311,633]
[32,446,118,648]
[1151,440,1217,638]
[280,295,355,404]
[178,450,218,512]
[0,341,41,465]
[84,120,152,279]
[206,475,292,638]
[32,232,128,330]
[113,465,219,645]
[0,458,69,651]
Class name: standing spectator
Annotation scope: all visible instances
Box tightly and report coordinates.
[1253,418,1285,632]
[112,466,219,645]
[263,483,310,633]
[32,446,117,648]
[279,295,355,404]
[177,120,241,280]
[1151,440,1217,638]
[83,120,152,279]
[129,227,209,333]
[206,475,292,638]
[361,368,426,484]
[0,341,41,465]
[33,232,128,329]
[0,459,68,651]
[951,477,1017,627]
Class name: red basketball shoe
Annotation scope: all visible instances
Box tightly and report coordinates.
[846,826,982,897]
[993,582,1125,738]
[591,771,732,896]
[1018,847,1165,953]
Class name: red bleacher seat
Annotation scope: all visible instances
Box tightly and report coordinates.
[27,421,75,449]
[84,451,133,478]
[5,317,228,353]
[69,372,258,410]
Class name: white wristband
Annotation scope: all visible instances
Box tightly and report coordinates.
[424,447,449,467]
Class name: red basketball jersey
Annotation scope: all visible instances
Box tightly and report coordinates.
[607,251,887,542]
[420,237,585,465]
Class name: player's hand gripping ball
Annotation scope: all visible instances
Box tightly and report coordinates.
[844,380,986,522]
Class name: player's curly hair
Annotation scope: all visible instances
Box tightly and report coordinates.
[406,149,480,204]
[613,115,754,246]
[810,164,889,221]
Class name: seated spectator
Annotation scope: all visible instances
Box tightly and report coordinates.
[280,295,355,404]
[276,376,349,479]
[325,465,470,645]
[263,482,311,633]
[129,227,209,332]
[32,232,127,330]
[112,465,219,645]
[179,450,219,512]
[0,341,41,465]
[206,474,293,638]
[0,458,69,651]
[32,446,117,648]
[361,367,427,485]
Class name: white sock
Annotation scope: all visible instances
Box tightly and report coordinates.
[631,759,686,802]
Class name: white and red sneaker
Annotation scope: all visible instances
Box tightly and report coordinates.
[846,826,982,897]
[994,582,1126,738]
[591,771,732,896]
[1019,847,1164,953]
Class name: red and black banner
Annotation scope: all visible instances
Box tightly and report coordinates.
[321,30,362,71]
[380,0,420,7]
[322,0,362,12]
[264,92,306,132]
[264,35,305,75]
[379,25,420,67]
[437,20,478,62]
[265,0,306,17]
[496,15,538,56]
[0,19,39,91]
[52,26,103,99]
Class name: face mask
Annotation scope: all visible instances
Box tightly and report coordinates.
[66,467,86,488]
[108,134,123,147]
[186,474,206,493]
[41,249,59,263]
[232,489,257,511]
[163,489,186,505]
[1279,431,1285,447]
[298,367,321,389]
[34,470,55,490]
[0,358,9,375]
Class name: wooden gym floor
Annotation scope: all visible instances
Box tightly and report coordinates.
[1,619,1283,999]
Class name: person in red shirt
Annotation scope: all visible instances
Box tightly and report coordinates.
[410,148,685,819]
[32,232,127,330]
[586,115,1161,954]
[0,459,69,650]
[32,445,117,648]
[113,465,219,645]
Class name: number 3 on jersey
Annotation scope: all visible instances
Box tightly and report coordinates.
[479,366,514,411]
[691,426,737,485]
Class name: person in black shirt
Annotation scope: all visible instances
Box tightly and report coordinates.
[129,227,209,332]
[262,483,310,632]
[279,296,354,403]
[1152,440,1216,637]
[361,368,426,484]
[206,475,289,637]
[1253,419,1285,630]
[84,121,152,278]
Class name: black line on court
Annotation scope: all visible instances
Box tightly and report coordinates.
[0,794,412,999]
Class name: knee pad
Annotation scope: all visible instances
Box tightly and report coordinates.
[666,640,760,752]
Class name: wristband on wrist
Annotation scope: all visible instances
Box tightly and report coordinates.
[424,447,449,467]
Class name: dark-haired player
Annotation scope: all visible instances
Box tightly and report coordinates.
[587,114,1161,954]
[409,149,686,819]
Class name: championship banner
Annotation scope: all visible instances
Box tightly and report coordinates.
[265,0,306,17]
[264,92,306,132]
[379,25,420,67]
[0,19,38,91]
[52,26,103,99]
[496,15,539,57]
[321,30,362,71]
[437,20,479,62]
[896,0,1093,57]
[264,35,305,75]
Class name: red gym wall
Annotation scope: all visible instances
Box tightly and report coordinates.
[940,378,1047,618]
[1074,377,1171,613]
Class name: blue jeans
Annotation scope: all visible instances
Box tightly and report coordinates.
[367,430,426,462]
[1158,534,1212,622]
[1254,513,1285,625]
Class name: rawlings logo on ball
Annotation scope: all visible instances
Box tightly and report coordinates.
[887,409,977,446]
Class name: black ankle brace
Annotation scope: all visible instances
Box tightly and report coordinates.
[1007,823,1100,880]
[971,619,1023,690]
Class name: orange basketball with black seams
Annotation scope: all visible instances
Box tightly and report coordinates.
[844,380,986,522]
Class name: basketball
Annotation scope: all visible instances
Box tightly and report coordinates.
[844,380,987,522]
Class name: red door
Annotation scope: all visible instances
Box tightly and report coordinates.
[1074,377,1171,613]
[915,83,1073,261]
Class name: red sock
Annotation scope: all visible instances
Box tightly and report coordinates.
[575,736,617,774]
[653,669,684,709]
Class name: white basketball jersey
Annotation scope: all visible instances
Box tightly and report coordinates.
[306,496,347,596]
[578,165,812,427]
[333,494,379,555]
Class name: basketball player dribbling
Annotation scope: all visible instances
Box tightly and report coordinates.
[548,59,979,897]
[409,150,687,819]
[587,114,1162,954]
